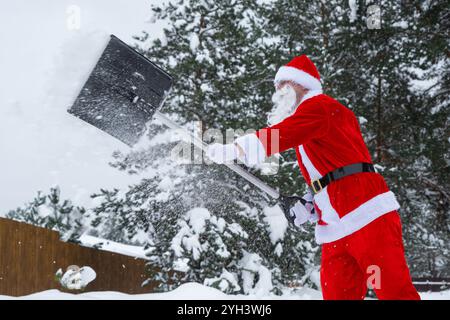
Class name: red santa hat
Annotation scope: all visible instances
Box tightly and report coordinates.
[274,55,322,91]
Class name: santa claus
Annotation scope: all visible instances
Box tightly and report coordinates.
[206,55,420,300]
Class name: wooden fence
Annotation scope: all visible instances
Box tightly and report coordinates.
[0,217,158,297]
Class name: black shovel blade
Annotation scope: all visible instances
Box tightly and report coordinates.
[68,35,173,146]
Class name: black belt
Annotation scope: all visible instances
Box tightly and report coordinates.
[309,162,376,194]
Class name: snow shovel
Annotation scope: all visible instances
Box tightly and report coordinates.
[68,35,303,221]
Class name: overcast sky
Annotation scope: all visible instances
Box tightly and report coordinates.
[0,0,166,213]
[0,0,164,104]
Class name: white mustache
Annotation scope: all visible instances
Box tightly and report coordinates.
[267,85,297,125]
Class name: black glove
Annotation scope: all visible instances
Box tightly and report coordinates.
[279,192,316,227]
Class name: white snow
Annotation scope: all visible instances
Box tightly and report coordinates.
[392,21,408,29]
[171,211,209,261]
[204,269,241,293]
[183,233,204,260]
[0,282,324,300]
[49,30,111,115]
[348,0,357,23]
[226,222,248,238]
[358,116,368,125]
[213,236,231,258]
[263,205,288,244]
[274,242,283,257]
[189,33,200,52]
[172,258,190,273]
[78,234,148,259]
[239,252,273,296]
[171,208,236,261]
[37,204,54,218]
[57,266,97,290]
[185,208,211,234]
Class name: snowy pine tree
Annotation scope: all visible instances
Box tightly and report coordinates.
[6,187,85,242]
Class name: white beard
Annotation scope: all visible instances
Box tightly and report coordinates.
[267,84,298,126]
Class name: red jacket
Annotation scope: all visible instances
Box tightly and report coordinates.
[235,91,400,244]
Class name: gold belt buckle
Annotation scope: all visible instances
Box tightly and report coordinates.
[311,179,323,193]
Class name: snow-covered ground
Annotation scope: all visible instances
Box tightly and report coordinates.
[0,283,448,300]
[0,0,167,215]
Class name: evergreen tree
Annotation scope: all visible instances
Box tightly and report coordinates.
[7,187,85,242]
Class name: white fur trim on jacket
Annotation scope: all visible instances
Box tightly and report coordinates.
[234,133,266,167]
[314,191,401,244]
[313,185,342,224]
[275,66,323,91]
[298,145,322,180]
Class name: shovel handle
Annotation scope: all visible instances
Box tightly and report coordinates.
[153,111,280,199]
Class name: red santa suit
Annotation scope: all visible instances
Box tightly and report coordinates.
[235,55,420,300]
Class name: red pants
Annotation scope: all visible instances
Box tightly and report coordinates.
[320,211,420,300]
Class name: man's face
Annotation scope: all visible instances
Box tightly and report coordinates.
[267,81,298,125]
[275,80,308,105]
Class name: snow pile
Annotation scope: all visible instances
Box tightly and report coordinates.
[48,31,111,113]
[56,266,96,290]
